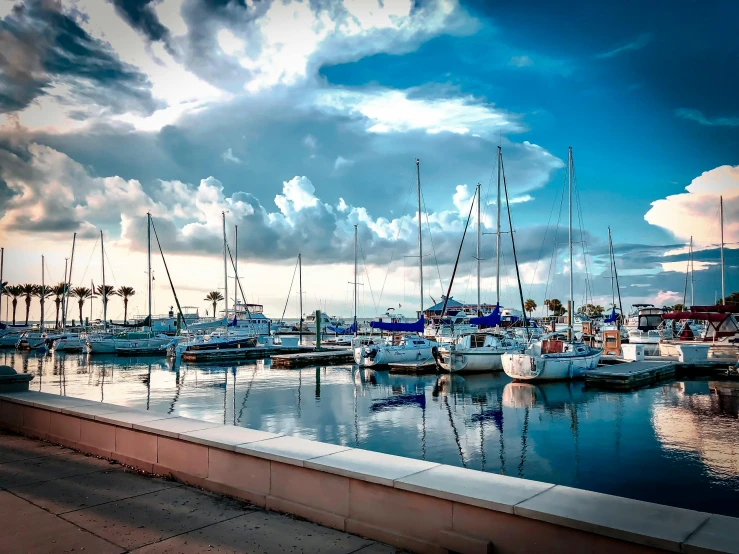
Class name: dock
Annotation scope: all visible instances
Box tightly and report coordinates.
[586,356,735,389]
[270,348,354,368]
[181,345,312,363]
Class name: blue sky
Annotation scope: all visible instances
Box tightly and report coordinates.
[0,0,736,319]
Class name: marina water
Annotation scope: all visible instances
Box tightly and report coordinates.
[3,349,737,517]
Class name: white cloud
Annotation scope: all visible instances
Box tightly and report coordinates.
[334,156,354,170]
[510,194,534,204]
[311,88,523,136]
[645,165,738,247]
[675,109,739,128]
[222,147,243,164]
[303,134,318,150]
[509,55,533,67]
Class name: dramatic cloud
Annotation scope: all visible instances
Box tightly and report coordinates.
[0,0,158,115]
[108,0,172,47]
[311,87,524,135]
[645,165,738,247]
[675,109,739,127]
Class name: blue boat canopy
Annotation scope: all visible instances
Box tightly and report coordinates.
[470,304,501,327]
[604,307,618,323]
[227,314,238,327]
[370,317,424,333]
[327,319,357,335]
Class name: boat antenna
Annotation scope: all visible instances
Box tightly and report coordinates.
[437,191,476,326]
[149,217,188,330]
[501,150,529,342]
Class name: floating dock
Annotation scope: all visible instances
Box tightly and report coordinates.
[181,345,312,363]
[270,348,354,368]
[586,356,735,389]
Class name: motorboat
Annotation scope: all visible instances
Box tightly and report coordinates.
[434,331,523,372]
[86,331,171,354]
[424,312,477,344]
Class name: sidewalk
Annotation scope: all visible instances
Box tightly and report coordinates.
[0,429,400,553]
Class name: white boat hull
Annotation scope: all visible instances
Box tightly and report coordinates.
[87,337,170,354]
[354,344,434,367]
[502,350,602,381]
[438,350,505,372]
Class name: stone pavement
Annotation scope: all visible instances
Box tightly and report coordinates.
[0,429,401,554]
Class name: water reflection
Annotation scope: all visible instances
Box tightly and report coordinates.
[1,350,738,517]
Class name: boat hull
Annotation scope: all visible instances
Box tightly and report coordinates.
[502,350,602,381]
[354,345,434,367]
[438,349,505,372]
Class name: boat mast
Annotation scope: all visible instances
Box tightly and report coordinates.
[476,182,481,316]
[496,146,501,306]
[234,225,238,316]
[720,195,725,305]
[416,159,424,323]
[147,212,152,330]
[101,230,106,330]
[568,146,574,342]
[40,255,44,332]
[354,224,358,335]
[63,233,76,329]
[298,253,303,344]
[690,237,695,307]
[222,212,228,323]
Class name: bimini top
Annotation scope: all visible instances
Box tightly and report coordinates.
[370,317,424,333]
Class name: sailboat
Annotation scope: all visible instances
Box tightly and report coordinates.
[502,147,602,381]
[436,148,526,372]
[87,214,170,354]
[353,159,436,367]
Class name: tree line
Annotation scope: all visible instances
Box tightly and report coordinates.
[0,283,136,327]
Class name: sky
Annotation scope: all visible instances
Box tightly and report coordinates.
[0,0,737,323]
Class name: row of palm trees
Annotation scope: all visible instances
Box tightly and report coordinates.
[1,284,136,327]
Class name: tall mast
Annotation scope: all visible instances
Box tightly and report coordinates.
[720,196,725,305]
[476,182,481,315]
[608,227,615,308]
[234,225,238,315]
[354,224,358,334]
[61,258,67,329]
[40,255,45,332]
[63,233,76,329]
[416,159,424,321]
[690,237,694,307]
[101,230,107,329]
[496,146,501,306]
[222,212,228,323]
[568,146,574,341]
[147,213,152,328]
[298,253,303,344]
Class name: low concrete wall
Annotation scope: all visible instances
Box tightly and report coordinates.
[1,390,736,554]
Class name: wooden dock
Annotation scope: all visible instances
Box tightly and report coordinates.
[586,356,735,389]
[270,348,354,368]
[181,345,312,363]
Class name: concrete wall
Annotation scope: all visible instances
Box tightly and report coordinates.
[1,390,735,554]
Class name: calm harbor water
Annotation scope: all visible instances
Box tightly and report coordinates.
[2,349,738,517]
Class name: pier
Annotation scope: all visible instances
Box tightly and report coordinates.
[586,356,736,389]
[270,348,354,368]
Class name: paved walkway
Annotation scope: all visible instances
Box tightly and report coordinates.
[0,430,400,554]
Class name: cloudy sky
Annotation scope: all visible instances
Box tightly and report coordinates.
[0,0,737,322]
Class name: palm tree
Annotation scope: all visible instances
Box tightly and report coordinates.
[95,285,119,322]
[205,291,224,318]
[548,298,565,316]
[543,299,551,317]
[3,285,23,325]
[52,283,67,328]
[524,298,537,318]
[117,286,136,323]
[19,284,37,325]
[36,284,53,325]
[71,287,95,326]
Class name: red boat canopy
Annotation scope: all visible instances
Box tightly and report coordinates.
[662,311,739,341]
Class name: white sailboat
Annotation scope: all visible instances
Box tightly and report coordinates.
[87,214,169,354]
[502,147,602,381]
[354,159,435,367]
